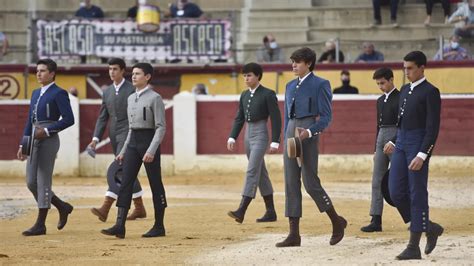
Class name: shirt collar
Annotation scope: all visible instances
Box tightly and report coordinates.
[410,77,426,90]
[248,84,260,94]
[40,82,55,96]
[298,72,312,84]
[384,87,397,100]
[113,78,125,92]
[136,86,150,98]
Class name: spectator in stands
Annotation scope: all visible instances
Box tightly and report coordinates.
[433,35,471,61]
[256,34,284,63]
[168,0,203,19]
[372,0,399,27]
[333,70,359,94]
[75,0,104,19]
[355,42,385,62]
[0,31,8,61]
[317,39,344,64]
[448,0,474,38]
[424,0,450,25]
[192,83,208,95]
[127,0,139,19]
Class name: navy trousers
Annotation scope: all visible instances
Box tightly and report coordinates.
[389,129,430,233]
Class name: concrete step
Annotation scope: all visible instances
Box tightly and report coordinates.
[247,15,309,28]
[244,29,309,43]
[0,12,29,31]
[2,31,27,47]
[308,24,453,42]
[240,38,449,63]
[247,5,450,27]
[246,0,311,9]
[312,0,426,6]
[312,0,372,6]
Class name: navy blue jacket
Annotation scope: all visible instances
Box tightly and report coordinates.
[392,80,441,156]
[284,72,333,136]
[23,83,75,137]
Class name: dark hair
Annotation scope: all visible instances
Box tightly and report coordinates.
[372,67,394,80]
[341,69,350,76]
[290,47,316,71]
[403,51,427,67]
[263,36,269,43]
[37,59,57,78]
[108,58,126,70]
[132,62,153,83]
[242,62,263,81]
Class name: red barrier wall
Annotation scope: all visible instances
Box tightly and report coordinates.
[196,98,474,156]
[0,103,173,160]
[1,98,472,160]
[0,105,30,160]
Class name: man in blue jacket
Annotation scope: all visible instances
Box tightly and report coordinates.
[17,59,75,236]
[276,47,347,247]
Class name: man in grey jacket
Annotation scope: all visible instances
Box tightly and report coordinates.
[89,58,146,222]
[101,62,167,239]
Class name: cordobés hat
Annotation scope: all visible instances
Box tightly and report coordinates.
[287,128,303,167]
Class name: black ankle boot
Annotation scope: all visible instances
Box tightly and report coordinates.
[23,208,48,236]
[276,217,301,247]
[256,194,277,223]
[51,195,74,230]
[361,215,382,232]
[396,232,422,260]
[143,208,166,238]
[101,207,128,239]
[425,221,444,254]
[227,196,252,223]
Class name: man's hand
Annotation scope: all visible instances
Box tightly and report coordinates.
[34,126,48,139]
[409,156,424,171]
[297,127,310,141]
[269,146,278,154]
[143,153,154,163]
[116,154,124,165]
[383,142,395,154]
[17,147,26,161]
[88,140,97,150]
[227,141,235,151]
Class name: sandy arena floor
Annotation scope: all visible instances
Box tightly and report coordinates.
[0,171,473,265]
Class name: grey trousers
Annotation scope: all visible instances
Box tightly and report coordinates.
[370,126,397,216]
[242,120,274,198]
[26,128,60,209]
[284,117,332,218]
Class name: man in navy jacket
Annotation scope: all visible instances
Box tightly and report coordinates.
[17,59,75,236]
[384,51,444,260]
[276,47,346,248]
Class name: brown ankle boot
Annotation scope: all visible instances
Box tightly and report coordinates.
[276,217,301,247]
[127,197,147,220]
[91,196,115,222]
[326,206,347,245]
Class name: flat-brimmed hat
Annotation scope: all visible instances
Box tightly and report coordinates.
[287,128,303,167]
[107,160,124,185]
[381,169,395,207]
[20,135,33,156]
